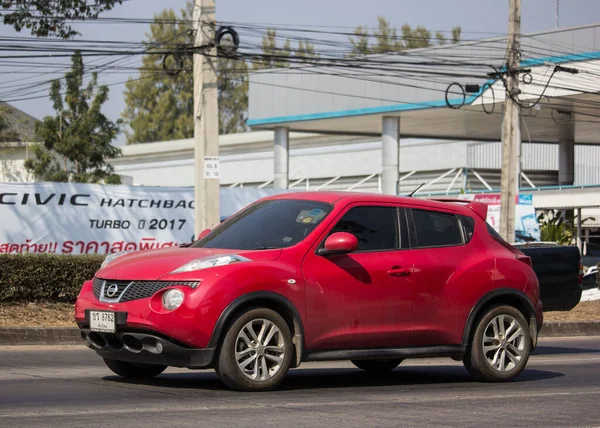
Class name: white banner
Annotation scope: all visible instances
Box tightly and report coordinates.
[0,183,287,255]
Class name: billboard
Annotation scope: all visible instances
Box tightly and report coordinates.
[472,193,540,241]
[0,183,287,255]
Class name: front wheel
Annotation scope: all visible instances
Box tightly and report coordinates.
[103,358,167,379]
[215,308,293,391]
[352,359,403,372]
[463,305,531,382]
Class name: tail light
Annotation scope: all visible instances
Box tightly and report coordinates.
[516,255,532,267]
[579,262,584,285]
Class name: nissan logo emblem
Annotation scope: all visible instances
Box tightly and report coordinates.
[105,284,119,298]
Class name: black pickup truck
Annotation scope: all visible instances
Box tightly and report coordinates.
[515,243,583,311]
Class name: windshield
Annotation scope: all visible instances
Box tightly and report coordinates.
[193,199,332,250]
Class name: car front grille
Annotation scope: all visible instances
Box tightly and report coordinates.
[92,277,200,303]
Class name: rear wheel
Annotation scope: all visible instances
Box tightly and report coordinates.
[352,358,403,372]
[215,308,293,391]
[103,358,167,379]
[464,305,531,382]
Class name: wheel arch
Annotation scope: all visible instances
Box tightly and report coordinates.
[207,291,305,368]
[462,288,537,347]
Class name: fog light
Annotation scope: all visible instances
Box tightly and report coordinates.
[162,289,184,310]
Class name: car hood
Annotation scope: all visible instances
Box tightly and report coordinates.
[96,246,282,280]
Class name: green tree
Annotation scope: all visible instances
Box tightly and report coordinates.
[122,7,195,144]
[349,26,371,57]
[252,28,318,70]
[349,17,462,55]
[123,2,316,143]
[252,29,316,70]
[538,211,573,245]
[25,52,122,184]
[123,2,250,143]
[0,0,124,38]
[451,26,462,44]
[294,40,317,61]
[538,210,595,245]
[0,106,18,142]
[435,31,447,46]
[219,58,249,134]
[435,26,462,46]
[374,17,402,53]
[252,29,290,69]
[402,24,432,49]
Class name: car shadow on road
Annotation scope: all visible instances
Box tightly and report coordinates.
[102,365,563,392]
[278,366,562,391]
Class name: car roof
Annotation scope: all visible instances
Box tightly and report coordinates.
[263,191,476,216]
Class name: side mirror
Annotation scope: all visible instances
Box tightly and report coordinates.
[318,232,358,256]
[198,229,211,240]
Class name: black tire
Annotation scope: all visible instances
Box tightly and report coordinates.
[103,358,167,379]
[215,308,293,391]
[463,305,531,382]
[351,358,403,372]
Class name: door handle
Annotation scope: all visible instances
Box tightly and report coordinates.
[388,267,411,277]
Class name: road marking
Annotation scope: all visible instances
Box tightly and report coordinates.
[1,355,600,381]
[529,356,600,364]
[393,355,600,367]
[2,389,600,419]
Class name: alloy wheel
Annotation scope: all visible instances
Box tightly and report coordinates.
[482,314,526,372]
[235,318,286,381]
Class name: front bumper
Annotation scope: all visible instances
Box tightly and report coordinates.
[79,328,215,369]
[75,278,221,368]
[74,279,219,348]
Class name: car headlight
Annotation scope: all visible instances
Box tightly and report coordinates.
[162,289,184,311]
[170,254,250,274]
[100,251,131,269]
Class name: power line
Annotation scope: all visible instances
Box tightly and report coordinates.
[1,18,599,133]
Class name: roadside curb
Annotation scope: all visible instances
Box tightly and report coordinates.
[0,327,82,346]
[539,321,600,338]
[0,322,600,346]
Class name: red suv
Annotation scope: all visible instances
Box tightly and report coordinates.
[75,192,543,391]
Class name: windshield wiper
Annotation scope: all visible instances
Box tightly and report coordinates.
[252,240,279,250]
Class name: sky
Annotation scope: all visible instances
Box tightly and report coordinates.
[1,0,600,145]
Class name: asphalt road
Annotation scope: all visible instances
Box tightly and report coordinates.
[1,337,600,428]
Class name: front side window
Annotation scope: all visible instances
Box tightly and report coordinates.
[412,209,463,248]
[329,206,399,251]
[194,199,332,250]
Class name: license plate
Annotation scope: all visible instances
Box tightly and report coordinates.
[90,311,116,333]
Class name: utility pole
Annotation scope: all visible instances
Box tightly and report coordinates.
[193,0,220,236]
[499,0,521,242]
[555,0,559,28]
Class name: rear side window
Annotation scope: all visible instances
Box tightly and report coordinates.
[329,206,398,251]
[459,215,475,243]
[412,209,463,248]
[486,222,505,241]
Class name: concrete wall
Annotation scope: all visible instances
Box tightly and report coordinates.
[3,132,600,195]
[108,135,600,189]
[0,145,32,182]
